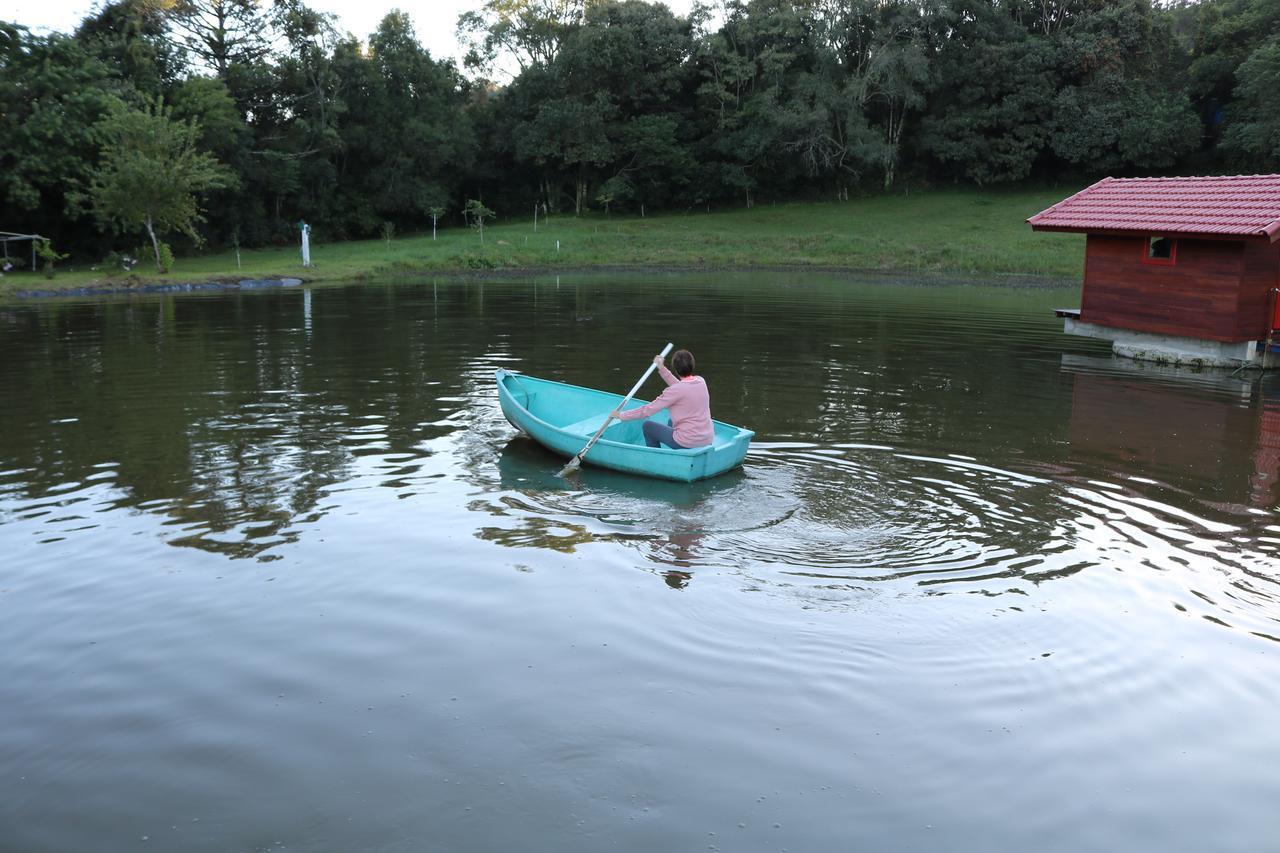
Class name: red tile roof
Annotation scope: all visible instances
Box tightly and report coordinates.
[1028,175,1280,242]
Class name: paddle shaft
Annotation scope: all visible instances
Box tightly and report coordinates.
[562,342,674,472]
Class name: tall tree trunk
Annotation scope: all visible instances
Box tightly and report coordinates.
[145,214,162,272]
[576,164,590,216]
[883,105,904,189]
[541,179,556,214]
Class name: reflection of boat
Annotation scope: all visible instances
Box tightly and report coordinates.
[495,370,753,482]
[497,435,746,504]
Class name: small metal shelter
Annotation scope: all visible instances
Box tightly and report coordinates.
[0,231,47,273]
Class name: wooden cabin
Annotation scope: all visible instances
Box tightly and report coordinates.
[1029,175,1280,367]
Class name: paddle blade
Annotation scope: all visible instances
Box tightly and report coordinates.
[557,456,582,477]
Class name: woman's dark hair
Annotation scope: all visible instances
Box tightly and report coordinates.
[672,349,695,378]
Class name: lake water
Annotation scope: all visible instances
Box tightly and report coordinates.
[1,273,1278,852]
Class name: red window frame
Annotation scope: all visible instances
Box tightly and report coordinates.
[1141,236,1177,266]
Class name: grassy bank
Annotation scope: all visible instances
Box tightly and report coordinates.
[0,188,1084,294]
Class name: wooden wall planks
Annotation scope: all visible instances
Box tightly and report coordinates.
[1078,234,1274,342]
[1238,242,1280,339]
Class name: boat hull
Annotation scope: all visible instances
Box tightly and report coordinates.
[495,369,754,482]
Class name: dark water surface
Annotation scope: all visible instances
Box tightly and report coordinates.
[1,273,1278,852]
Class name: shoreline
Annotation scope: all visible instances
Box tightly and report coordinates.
[4,263,1075,300]
[8,277,307,299]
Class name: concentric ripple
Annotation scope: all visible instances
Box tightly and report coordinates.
[462,415,1280,640]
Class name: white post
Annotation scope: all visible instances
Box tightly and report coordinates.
[300,221,311,268]
[534,204,538,233]
[556,240,560,253]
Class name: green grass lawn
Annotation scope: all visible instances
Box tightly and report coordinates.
[1,187,1085,294]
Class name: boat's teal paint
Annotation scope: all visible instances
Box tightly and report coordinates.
[495,369,754,482]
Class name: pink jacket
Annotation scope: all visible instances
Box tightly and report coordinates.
[617,365,715,448]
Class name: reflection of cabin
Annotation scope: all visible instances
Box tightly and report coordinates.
[1030,175,1280,367]
[1062,355,1280,507]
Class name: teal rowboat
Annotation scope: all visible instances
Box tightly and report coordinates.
[495,369,754,482]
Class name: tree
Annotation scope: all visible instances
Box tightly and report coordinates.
[464,199,496,242]
[1187,0,1280,134]
[341,12,474,231]
[1222,36,1280,168]
[0,24,122,254]
[89,100,234,271]
[161,0,275,77]
[170,75,251,243]
[1048,0,1201,172]
[243,2,344,240]
[34,239,70,279]
[75,0,183,99]
[857,15,930,189]
[428,206,446,239]
[693,0,812,206]
[517,93,616,214]
[920,7,1057,185]
[458,0,585,74]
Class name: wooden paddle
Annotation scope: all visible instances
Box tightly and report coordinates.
[558,342,674,477]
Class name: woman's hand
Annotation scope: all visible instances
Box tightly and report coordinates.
[653,354,665,366]
[608,408,621,420]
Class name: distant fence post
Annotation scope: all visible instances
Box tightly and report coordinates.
[299,220,311,268]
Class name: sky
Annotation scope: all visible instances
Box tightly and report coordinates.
[8,0,704,67]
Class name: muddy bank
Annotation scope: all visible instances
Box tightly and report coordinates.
[11,277,304,298]
[7,263,1074,299]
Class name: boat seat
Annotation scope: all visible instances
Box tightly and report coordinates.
[560,412,615,437]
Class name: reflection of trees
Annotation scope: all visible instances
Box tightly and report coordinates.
[475,516,597,552]
[0,285,536,559]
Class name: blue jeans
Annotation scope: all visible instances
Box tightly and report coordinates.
[643,419,686,449]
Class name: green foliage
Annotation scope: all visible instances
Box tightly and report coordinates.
[129,241,173,273]
[89,100,234,271]
[0,23,122,248]
[1223,36,1280,168]
[103,250,140,272]
[157,241,175,273]
[163,0,276,76]
[464,199,497,242]
[74,0,181,98]
[34,239,70,279]
[921,11,1057,185]
[1188,0,1280,110]
[450,252,499,270]
[458,0,585,74]
[336,11,474,234]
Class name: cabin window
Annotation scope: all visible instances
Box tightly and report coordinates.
[1143,236,1177,265]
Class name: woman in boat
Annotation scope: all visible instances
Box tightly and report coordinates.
[611,349,715,449]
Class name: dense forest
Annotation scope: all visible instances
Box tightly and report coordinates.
[2,0,1278,264]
